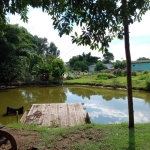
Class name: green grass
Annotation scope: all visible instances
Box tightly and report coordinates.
[7,122,150,150]
[64,73,149,90]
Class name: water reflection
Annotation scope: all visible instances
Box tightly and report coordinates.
[0,85,150,124]
[66,86,150,124]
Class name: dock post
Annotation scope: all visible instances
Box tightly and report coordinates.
[16,111,19,122]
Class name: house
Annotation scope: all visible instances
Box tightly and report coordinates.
[88,63,114,72]
[131,60,150,71]
[88,65,96,72]
[105,63,114,70]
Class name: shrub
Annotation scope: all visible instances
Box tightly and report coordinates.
[143,70,150,74]
[101,69,111,73]
[97,73,116,80]
[66,76,74,80]
[138,74,150,80]
[131,71,137,76]
[121,69,127,76]
[145,80,150,90]
[113,69,122,76]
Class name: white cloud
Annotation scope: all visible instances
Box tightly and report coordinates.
[7,8,150,62]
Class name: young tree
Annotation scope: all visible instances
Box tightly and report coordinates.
[51,59,66,79]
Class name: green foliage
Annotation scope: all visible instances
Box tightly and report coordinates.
[51,59,66,79]
[66,76,74,80]
[33,62,51,81]
[95,62,107,71]
[29,54,43,73]
[121,69,127,76]
[44,54,56,64]
[97,73,116,80]
[103,52,114,64]
[143,70,150,74]
[137,57,150,60]
[145,80,150,91]
[131,71,137,76]
[73,61,88,71]
[48,42,60,57]
[138,74,150,80]
[0,24,37,83]
[113,61,126,69]
[69,52,99,68]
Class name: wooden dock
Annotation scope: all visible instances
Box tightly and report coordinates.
[20,103,87,127]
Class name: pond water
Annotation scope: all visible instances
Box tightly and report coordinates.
[0,85,150,125]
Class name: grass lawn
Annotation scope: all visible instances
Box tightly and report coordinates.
[63,72,149,90]
[7,122,150,150]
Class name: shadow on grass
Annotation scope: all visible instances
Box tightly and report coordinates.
[129,128,135,150]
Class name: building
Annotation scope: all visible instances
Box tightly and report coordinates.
[88,65,96,72]
[105,63,114,70]
[88,63,114,72]
[131,60,150,71]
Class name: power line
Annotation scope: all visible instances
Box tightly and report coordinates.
[60,45,78,59]
[60,44,74,55]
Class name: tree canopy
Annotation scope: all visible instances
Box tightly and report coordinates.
[69,52,99,69]
[103,52,114,64]
[0,24,37,83]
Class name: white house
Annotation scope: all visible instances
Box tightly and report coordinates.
[88,63,114,72]
[105,63,114,69]
[88,65,96,72]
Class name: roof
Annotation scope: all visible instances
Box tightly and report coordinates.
[131,60,150,63]
[88,65,96,67]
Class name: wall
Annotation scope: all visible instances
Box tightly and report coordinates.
[131,62,150,71]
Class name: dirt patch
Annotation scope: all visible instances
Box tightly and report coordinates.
[1,127,104,150]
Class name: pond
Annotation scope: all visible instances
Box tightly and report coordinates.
[0,85,150,125]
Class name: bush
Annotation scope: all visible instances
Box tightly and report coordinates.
[112,69,122,76]
[131,71,137,76]
[121,69,126,76]
[101,69,111,73]
[138,74,150,80]
[143,70,150,74]
[97,73,116,80]
[66,76,74,80]
[145,80,150,90]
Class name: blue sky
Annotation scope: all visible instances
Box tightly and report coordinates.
[8,8,150,62]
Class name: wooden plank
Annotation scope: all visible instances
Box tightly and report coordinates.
[20,111,27,124]
[21,103,86,127]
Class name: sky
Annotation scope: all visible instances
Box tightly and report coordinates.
[8,8,150,62]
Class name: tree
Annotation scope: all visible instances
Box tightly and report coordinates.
[0,24,37,83]
[103,52,114,64]
[34,36,48,55]
[114,60,126,69]
[51,59,66,79]
[44,54,56,64]
[95,62,107,71]
[137,57,150,60]
[73,61,88,71]
[33,62,51,81]
[47,42,60,57]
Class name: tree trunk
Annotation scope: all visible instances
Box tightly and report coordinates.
[124,25,134,128]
